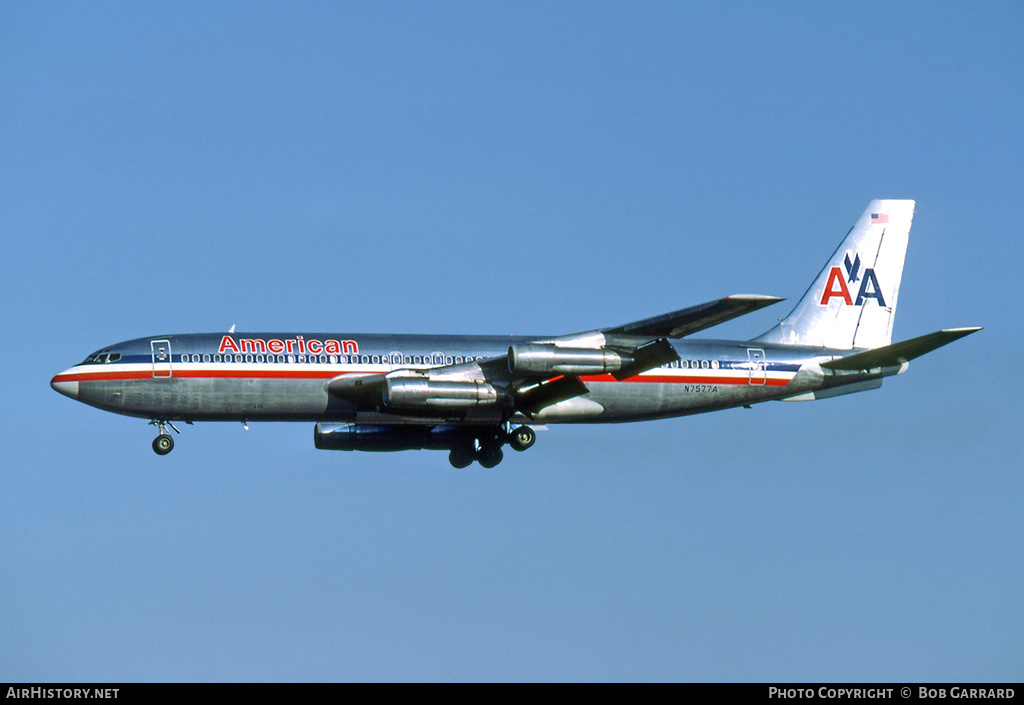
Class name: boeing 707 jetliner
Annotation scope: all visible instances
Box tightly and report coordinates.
[51,200,980,467]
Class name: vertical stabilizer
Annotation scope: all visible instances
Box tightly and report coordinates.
[756,200,915,350]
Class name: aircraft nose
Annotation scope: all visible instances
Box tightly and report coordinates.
[50,372,79,400]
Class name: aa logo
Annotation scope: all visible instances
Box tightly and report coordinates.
[819,252,886,306]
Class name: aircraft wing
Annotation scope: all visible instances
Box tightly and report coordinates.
[501,296,787,415]
[328,295,786,416]
[602,295,784,339]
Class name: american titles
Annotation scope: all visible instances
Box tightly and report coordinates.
[218,335,358,356]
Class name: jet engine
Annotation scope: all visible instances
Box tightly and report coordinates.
[383,377,500,410]
[507,343,632,376]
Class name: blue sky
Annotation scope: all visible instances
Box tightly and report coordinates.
[3,1,1021,681]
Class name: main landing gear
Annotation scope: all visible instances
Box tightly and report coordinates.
[149,420,180,455]
[448,424,536,468]
[508,425,536,452]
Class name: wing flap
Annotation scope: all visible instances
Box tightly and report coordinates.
[611,338,680,381]
[512,375,590,415]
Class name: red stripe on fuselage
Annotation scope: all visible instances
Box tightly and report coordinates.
[52,368,344,383]
[56,368,793,387]
[580,372,790,386]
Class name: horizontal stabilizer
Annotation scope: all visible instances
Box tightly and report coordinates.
[604,295,783,339]
[821,327,981,371]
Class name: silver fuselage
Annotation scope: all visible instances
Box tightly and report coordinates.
[49,202,979,465]
[51,332,898,426]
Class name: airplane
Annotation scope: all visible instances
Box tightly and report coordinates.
[51,200,979,468]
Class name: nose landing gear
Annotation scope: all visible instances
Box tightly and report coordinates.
[149,420,180,455]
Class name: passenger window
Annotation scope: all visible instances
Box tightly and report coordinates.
[329,355,337,364]
[203,354,211,363]
[711,360,719,370]
[214,354,222,363]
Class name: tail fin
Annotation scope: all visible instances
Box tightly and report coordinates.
[755,199,915,350]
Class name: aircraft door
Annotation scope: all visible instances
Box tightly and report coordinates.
[746,348,766,386]
[151,339,173,378]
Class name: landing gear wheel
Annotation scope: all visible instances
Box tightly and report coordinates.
[478,446,504,468]
[508,425,536,452]
[152,434,174,455]
[449,447,474,469]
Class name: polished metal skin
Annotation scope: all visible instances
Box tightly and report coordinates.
[51,201,980,466]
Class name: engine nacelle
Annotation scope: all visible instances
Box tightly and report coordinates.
[507,344,632,376]
[314,422,470,452]
[383,376,500,410]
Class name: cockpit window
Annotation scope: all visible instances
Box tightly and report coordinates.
[80,351,121,365]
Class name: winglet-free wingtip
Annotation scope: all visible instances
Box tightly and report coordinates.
[725,294,786,304]
[603,294,786,339]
